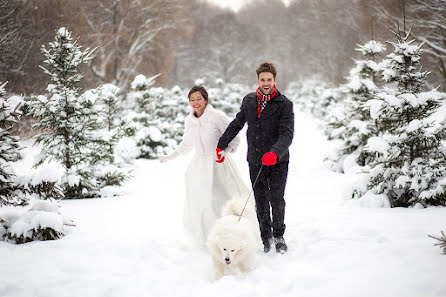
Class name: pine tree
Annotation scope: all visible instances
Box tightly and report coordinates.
[90,84,128,189]
[428,231,446,255]
[364,29,446,207]
[0,81,28,207]
[126,74,187,159]
[208,78,249,118]
[335,40,387,167]
[28,27,121,199]
[1,82,63,207]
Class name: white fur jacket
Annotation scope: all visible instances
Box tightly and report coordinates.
[169,104,240,158]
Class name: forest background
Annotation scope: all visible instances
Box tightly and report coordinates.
[1,0,445,96]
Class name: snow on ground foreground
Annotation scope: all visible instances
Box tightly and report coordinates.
[1,111,445,297]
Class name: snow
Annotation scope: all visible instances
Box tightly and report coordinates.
[130,74,157,90]
[406,119,423,133]
[7,211,64,238]
[366,136,390,154]
[400,93,420,107]
[346,75,362,91]
[356,40,386,56]
[28,164,63,186]
[349,120,368,134]
[148,126,162,142]
[1,111,445,297]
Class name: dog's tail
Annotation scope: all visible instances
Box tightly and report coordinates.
[222,197,256,218]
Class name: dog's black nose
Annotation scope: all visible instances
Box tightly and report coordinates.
[225,258,230,262]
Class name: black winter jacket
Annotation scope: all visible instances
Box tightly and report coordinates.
[218,90,294,165]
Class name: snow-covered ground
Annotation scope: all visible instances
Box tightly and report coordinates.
[1,110,445,297]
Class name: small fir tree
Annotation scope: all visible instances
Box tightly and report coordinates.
[126,74,187,159]
[28,28,123,198]
[90,84,128,189]
[364,29,446,207]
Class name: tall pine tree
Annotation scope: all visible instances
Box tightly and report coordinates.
[338,40,386,167]
[364,29,446,207]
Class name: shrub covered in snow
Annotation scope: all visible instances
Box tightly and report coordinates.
[1,200,75,244]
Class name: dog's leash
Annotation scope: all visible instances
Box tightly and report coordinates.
[238,164,264,222]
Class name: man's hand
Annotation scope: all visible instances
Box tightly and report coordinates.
[262,152,277,166]
[216,147,225,163]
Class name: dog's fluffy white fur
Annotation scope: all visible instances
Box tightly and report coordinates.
[207,197,260,280]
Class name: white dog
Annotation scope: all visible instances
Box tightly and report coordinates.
[207,197,260,280]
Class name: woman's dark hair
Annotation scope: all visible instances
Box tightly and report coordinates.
[188,85,209,102]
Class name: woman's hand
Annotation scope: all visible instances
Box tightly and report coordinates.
[159,155,169,163]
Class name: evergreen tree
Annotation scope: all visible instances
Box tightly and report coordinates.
[207,78,249,118]
[333,40,387,167]
[0,81,28,207]
[1,81,63,207]
[364,29,446,207]
[90,84,128,189]
[29,27,124,199]
[126,74,187,159]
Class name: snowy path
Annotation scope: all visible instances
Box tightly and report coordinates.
[1,111,446,297]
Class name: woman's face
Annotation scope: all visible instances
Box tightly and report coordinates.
[189,91,207,115]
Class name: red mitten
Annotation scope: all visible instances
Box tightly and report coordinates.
[262,152,277,166]
[216,147,225,163]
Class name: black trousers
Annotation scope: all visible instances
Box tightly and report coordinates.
[249,161,288,242]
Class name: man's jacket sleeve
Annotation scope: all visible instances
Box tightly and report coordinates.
[217,97,247,150]
[270,100,294,160]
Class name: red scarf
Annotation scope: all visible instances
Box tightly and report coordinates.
[256,85,277,117]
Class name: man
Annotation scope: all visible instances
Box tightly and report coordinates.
[216,62,294,254]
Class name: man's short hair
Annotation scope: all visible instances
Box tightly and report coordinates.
[256,62,277,79]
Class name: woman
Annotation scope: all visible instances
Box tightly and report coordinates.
[159,86,249,247]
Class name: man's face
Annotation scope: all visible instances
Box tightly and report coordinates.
[257,72,276,95]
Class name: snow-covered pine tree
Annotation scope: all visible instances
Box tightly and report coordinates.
[364,29,446,207]
[3,200,75,244]
[1,82,69,244]
[207,78,248,118]
[0,81,28,207]
[89,84,128,190]
[28,27,121,199]
[332,40,386,167]
[126,74,187,159]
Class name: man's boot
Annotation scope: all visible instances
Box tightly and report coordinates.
[275,237,288,254]
[262,237,273,253]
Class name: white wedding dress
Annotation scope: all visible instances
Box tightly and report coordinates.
[168,104,249,247]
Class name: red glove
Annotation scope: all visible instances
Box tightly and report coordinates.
[262,152,277,166]
[216,147,225,163]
